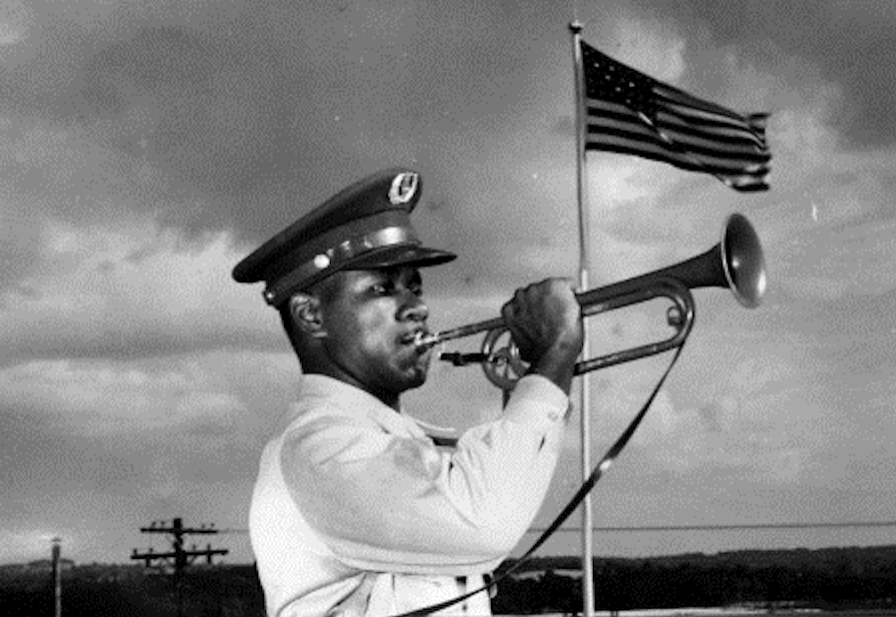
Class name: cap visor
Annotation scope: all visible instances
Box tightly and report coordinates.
[345,245,457,271]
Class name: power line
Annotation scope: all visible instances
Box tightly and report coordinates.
[527,521,896,533]
[212,521,896,535]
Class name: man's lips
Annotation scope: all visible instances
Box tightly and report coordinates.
[399,330,429,346]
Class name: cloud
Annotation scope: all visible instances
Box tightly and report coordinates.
[0,215,283,363]
[0,346,294,564]
[608,15,687,83]
[0,0,570,245]
[573,290,838,486]
[0,0,33,47]
[645,0,896,147]
[697,396,734,433]
[0,350,296,512]
[0,358,236,435]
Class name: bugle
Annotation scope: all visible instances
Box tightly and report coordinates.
[414,213,767,390]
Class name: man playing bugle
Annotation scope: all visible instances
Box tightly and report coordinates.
[233,168,583,616]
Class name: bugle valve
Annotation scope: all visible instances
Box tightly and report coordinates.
[414,213,767,390]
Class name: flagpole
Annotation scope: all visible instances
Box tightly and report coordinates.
[569,19,595,617]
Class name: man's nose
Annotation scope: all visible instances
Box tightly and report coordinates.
[398,292,428,322]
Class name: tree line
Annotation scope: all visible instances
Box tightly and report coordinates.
[2,544,895,615]
[493,545,896,614]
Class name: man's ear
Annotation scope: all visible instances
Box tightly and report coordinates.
[288,293,326,339]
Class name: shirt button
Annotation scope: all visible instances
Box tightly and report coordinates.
[548,411,560,422]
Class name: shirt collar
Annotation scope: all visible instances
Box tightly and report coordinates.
[296,374,427,439]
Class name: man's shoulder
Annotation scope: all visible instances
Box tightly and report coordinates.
[279,399,400,468]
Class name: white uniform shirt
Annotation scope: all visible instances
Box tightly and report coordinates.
[249,373,570,617]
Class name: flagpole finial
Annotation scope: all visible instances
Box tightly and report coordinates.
[569,20,583,34]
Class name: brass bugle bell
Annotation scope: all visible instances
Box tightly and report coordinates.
[415,213,767,390]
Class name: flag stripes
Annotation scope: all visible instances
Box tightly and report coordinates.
[580,41,771,191]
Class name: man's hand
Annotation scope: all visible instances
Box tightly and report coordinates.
[500,278,584,394]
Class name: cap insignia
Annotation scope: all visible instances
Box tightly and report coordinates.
[389,172,418,205]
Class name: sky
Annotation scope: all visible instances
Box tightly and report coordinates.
[2,0,896,567]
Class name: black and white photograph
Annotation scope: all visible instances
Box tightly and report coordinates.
[2,1,896,615]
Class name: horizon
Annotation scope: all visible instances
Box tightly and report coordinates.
[9,537,896,569]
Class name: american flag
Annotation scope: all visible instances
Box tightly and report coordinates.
[580,40,772,192]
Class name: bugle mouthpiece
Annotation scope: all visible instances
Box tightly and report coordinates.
[413,331,441,351]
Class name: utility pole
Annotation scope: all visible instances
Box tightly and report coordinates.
[51,536,62,617]
[130,518,229,616]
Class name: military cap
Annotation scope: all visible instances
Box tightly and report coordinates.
[232,168,457,307]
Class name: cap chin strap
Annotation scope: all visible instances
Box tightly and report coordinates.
[390,343,687,617]
[264,225,419,306]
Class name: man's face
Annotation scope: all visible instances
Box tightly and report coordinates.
[317,265,433,399]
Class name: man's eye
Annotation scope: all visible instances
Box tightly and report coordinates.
[371,283,391,295]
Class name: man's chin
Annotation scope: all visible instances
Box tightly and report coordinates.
[391,350,431,390]
[405,365,429,389]
[393,357,429,389]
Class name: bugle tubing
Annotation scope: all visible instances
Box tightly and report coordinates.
[416,213,766,390]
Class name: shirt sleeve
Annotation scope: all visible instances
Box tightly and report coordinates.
[279,374,570,576]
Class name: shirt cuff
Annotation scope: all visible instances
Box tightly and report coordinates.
[502,374,571,429]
